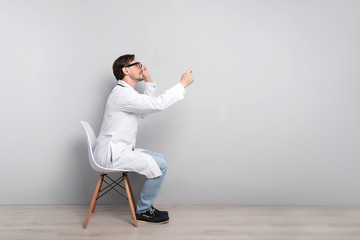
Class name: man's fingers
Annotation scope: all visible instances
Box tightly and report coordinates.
[180,69,194,88]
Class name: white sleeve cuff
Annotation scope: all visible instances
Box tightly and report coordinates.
[176,82,186,95]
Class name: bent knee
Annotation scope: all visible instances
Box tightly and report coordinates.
[162,154,167,161]
[156,157,167,173]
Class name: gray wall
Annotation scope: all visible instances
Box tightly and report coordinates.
[1,0,359,206]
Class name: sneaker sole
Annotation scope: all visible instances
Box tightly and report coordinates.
[137,219,170,224]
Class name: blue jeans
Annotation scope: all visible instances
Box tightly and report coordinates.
[136,150,167,213]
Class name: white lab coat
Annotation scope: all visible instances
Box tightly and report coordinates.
[94,80,185,178]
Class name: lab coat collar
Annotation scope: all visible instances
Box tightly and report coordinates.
[117,80,138,93]
[117,80,132,88]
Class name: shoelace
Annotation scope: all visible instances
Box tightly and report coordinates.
[149,208,155,215]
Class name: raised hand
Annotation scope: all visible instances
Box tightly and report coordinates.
[180,69,194,88]
[141,66,152,82]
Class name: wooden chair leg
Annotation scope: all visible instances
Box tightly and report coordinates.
[91,175,104,213]
[83,175,104,229]
[126,173,136,208]
[123,172,138,227]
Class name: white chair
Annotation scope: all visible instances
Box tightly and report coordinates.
[80,121,138,228]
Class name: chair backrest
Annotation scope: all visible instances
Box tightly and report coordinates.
[80,121,113,173]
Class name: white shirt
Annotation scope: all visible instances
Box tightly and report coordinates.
[94,80,185,178]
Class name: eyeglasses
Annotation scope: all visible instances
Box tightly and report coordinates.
[124,62,142,68]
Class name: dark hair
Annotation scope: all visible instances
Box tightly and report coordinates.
[112,54,135,80]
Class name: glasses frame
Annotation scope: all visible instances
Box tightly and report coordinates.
[124,62,142,69]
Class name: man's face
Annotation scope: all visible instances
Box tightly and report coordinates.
[126,59,144,81]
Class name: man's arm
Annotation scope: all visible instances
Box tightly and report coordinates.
[111,69,193,114]
[113,83,185,114]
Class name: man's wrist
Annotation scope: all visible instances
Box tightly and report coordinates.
[180,81,187,88]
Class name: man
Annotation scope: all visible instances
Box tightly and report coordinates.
[94,54,194,224]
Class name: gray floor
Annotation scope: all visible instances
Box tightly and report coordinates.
[1,205,360,240]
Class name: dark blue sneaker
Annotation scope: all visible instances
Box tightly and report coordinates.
[136,208,169,224]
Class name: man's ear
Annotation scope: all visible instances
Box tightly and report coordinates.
[122,67,128,76]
